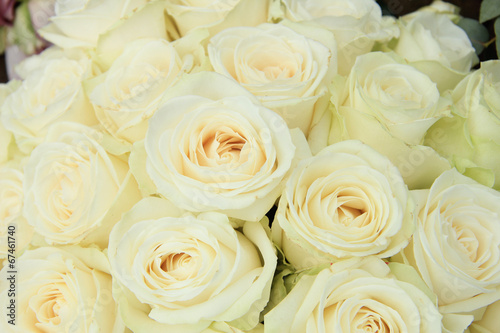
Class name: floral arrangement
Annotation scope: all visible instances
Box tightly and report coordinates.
[0,0,499,332]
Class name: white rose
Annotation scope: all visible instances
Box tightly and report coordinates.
[1,48,96,153]
[23,122,141,247]
[273,140,414,270]
[0,246,125,332]
[330,51,452,189]
[264,257,442,333]
[165,0,270,37]
[425,60,500,190]
[0,165,34,261]
[143,72,303,222]
[87,38,185,143]
[404,169,500,316]
[0,80,21,164]
[274,0,397,75]
[108,197,277,332]
[208,22,336,135]
[38,0,149,48]
[393,11,477,91]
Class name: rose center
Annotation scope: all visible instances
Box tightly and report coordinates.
[328,190,369,228]
[354,307,391,333]
[199,126,248,166]
[29,282,68,326]
[453,225,479,262]
[249,55,298,81]
[159,252,197,281]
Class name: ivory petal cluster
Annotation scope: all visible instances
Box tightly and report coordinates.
[0,48,96,153]
[208,23,336,135]
[0,165,33,260]
[331,51,452,189]
[108,197,277,332]
[145,72,300,222]
[0,246,123,332]
[165,0,270,37]
[23,122,141,247]
[264,257,442,333]
[275,0,397,75]
[88,38,184,143]
[405,169,500,314]
[274,140,414,269]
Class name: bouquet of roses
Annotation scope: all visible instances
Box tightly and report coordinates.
[0,0,499,332]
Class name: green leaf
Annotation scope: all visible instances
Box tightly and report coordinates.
[457,18,489,55]
[496,17,500,58]
[480,0,500,23]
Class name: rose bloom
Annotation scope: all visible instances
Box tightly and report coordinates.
[330,51,452,189]
[165,0,270,37]
[208,22,335,136]
[0,48,96,153]
[108,197,277,332]
[39,0,150,48]
[273,140,414,270]
[0,165,34,261]
[264,257,442,333]
[274,0,397,75]
[402,169,500,316]
[23,122,140,247]
[425,60,500,190]
[144,72,300,222]
[0,246,125,332]
[0,80,21,164]
[87,38,185,143]
[392,11,477,91]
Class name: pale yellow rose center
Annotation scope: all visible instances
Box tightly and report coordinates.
[353,307,391,332]
[249,53,298,81]
[330,190,369,227]
[454,225,480,262]
[144,240,215,289]
[29,280,70,326]
[48,159,87,223]
[200,127,247,166]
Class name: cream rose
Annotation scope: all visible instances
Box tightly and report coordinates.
[273,0,397,75]
[165,0,270,37]
[143,72,301,222]
[425,60,500,190]
[0,165,34,261]
[208,22,336,136]
[23,122,140,247]
[264,257,442,333]
[108,197,277,332]
[0,246,125,332]
[0,80,21,164]
[392,11,477,91]
[87,38,185,143]
[38,0,149,48]
[330,51,452,189]
[403,169,500,316]
[273,140,414,270]
[0,47,96,153]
